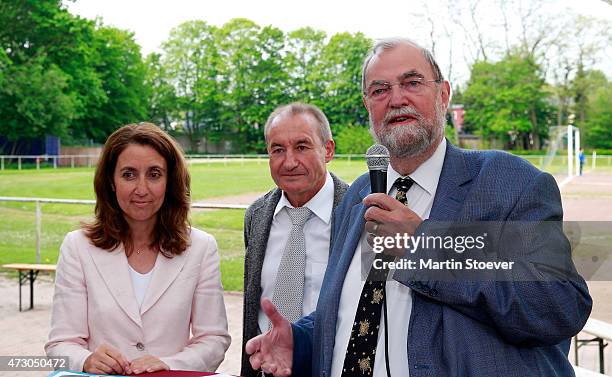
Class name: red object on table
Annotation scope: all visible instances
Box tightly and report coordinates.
[128,371,221,377]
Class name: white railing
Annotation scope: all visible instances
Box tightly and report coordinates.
[0,154,368,170]
[0,154,100,170]
[2,153,611,171]
[0,196,247,262]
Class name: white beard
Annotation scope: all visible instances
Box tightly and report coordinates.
[369,97,446,158]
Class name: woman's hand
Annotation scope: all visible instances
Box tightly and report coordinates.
[83,343,131,375]
[130,355,170,374]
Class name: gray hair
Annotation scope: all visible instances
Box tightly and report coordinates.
[264,102,332,144]
[361,37,444,93]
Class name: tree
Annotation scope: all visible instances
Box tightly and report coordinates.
[161,21,223,152]
[284,27,326,103]
[0,0,103,144]
[463,53,551,149]
[582,72,612,149]
[334,125,373,154]
[144,53,177,131]
[78,25,149,142]
[0,55,76,153]
[0,0,151,145]
[218,19,289,153]
[316,32,372,133]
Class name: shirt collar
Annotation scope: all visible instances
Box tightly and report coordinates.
[386,138,447,195]
[274,171,334,224]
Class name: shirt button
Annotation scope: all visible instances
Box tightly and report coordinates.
[136,342,145,351]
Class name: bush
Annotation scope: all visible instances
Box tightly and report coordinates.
[335,125,374,154]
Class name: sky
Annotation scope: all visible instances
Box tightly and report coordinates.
[64,0,612,84]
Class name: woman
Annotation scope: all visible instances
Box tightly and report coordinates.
[45,123,230,374]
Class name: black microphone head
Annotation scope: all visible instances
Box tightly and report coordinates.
[365,144,390,171]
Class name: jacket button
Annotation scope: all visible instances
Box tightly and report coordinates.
[136,342,145,351]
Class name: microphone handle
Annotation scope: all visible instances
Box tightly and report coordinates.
[369,169,387,194]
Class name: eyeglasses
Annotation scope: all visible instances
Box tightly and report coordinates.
[364,78,441,100]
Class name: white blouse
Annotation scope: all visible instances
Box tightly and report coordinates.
[128,264,154,308]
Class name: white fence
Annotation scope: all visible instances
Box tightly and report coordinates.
[0,196,247,262]
[0,154,374,170]
[2,153,612,171]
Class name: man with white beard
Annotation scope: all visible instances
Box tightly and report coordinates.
[245,37,591,377]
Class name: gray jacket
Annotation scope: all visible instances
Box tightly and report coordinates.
[240,172,348,377]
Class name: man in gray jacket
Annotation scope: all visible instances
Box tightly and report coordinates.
[241,103,348,377]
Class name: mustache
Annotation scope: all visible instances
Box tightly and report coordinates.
[382,106,422,126]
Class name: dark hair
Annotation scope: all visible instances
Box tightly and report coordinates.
[83,122,191,257]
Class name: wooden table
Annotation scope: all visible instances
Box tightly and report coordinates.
[2,263,56,311]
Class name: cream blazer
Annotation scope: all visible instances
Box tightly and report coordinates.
[45,228,231,372]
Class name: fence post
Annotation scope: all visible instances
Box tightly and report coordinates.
[53,156,57,169]
[36,157,40,170]
[1,156,3,170]
[18,157,22,170]
[36,201,41,263]
[71,156,74,168]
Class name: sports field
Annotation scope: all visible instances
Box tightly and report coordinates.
[1,159,612,375]
[0,160,367,291]
[1,156,611,291]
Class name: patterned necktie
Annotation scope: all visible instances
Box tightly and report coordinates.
[394,177,414,205]
[271,206,312,325]
[340,177,414,376]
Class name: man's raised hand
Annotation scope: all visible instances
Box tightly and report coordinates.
[245,298,294,377]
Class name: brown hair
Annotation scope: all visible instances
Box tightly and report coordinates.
[83,122,191,257]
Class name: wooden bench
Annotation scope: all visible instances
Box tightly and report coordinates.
[1,263,56,311]
[575,318,612,374]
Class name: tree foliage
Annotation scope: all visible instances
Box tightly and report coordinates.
[161,21,223,152]
[0,55,75,145]
[0,0,148,150]
[335,125,373,154]
[583,72,612,149]
[463,53,551,149]
[153,19,373,153]
[2,3,609,154]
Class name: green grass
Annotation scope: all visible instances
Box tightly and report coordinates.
[0,160,367,291]
[0,160,367,201]
[3,156,608,291]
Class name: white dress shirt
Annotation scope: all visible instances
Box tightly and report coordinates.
[258,171,334,332]
[331,139,447,377]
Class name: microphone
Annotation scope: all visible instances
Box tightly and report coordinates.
[366,144,390,194]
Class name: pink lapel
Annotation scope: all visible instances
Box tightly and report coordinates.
[140,249,188,315]
[88,244,143,327]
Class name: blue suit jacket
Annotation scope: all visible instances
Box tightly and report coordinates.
[291,142,592,377]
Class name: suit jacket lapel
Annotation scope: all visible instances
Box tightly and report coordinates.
[322,183,369,353]
[250,189,282,284]
[140,250,188,315]
[89,246,142,327]
[429,142,472,221]
[329,172,348,255]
